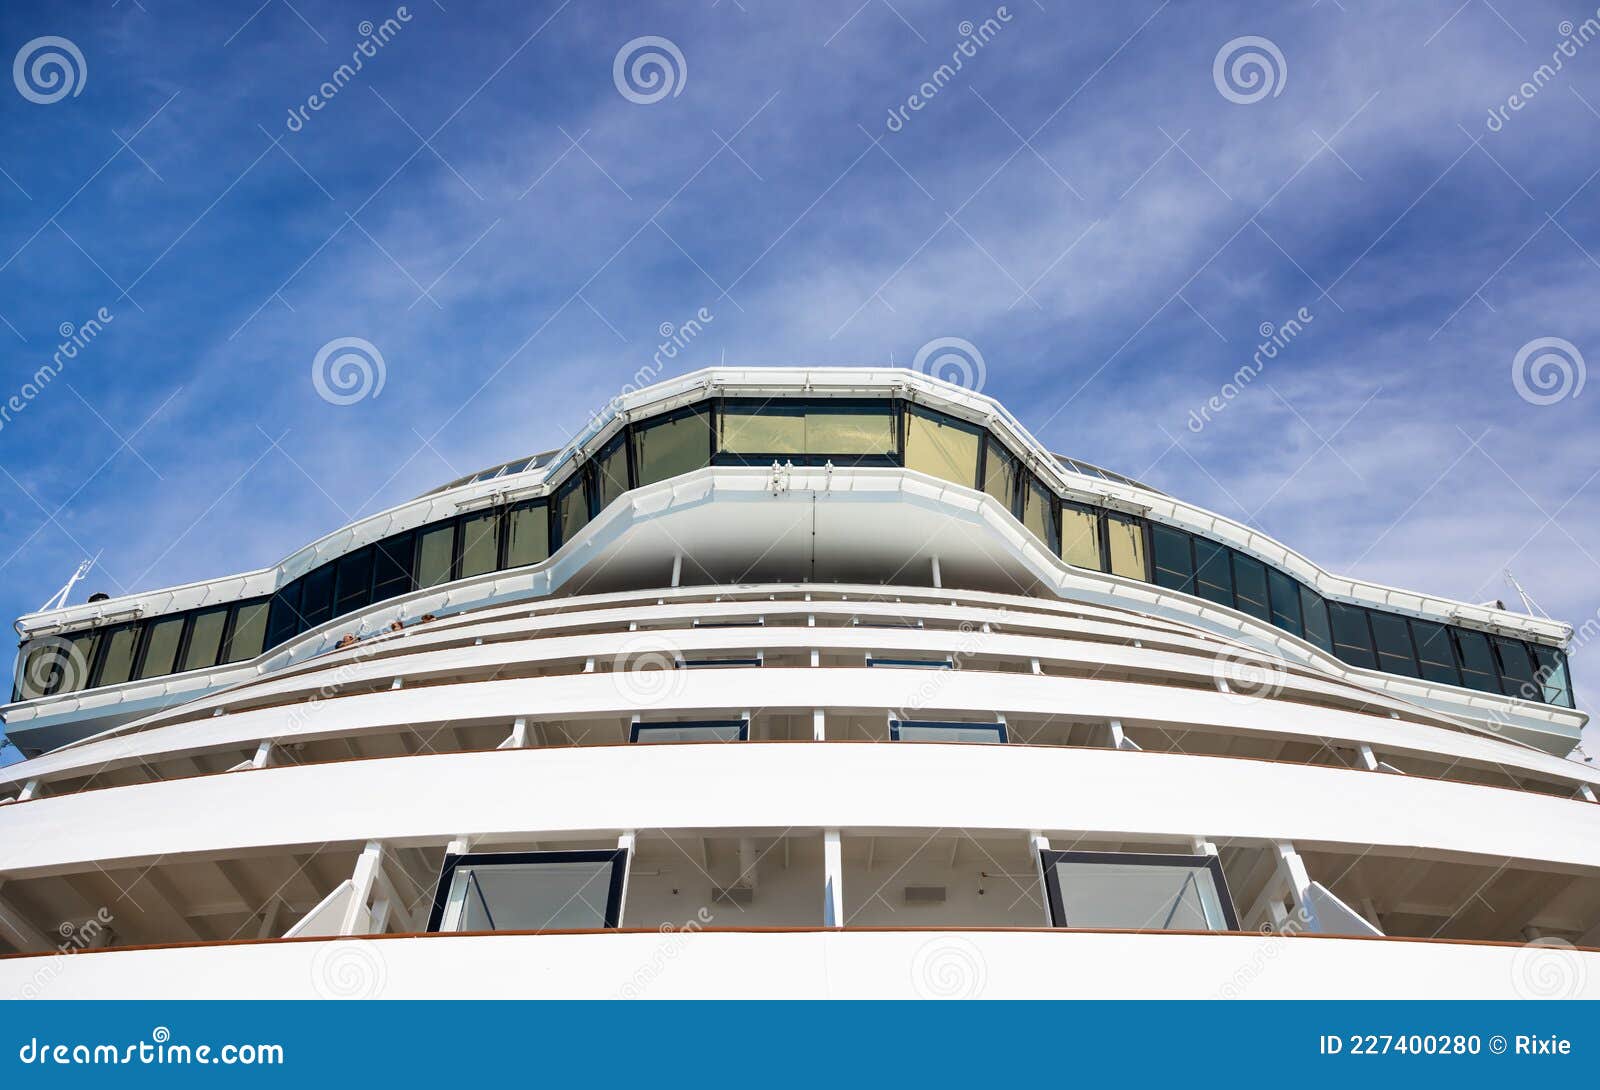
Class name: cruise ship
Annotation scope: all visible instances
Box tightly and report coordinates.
[1,367,1595,999]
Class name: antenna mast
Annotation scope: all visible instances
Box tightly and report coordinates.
[1504,569,1550,620]
[39,552,101,612]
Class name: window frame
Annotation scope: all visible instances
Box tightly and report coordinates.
[888,719,1008,744]
[713,397,900,467]
[1038,849,1240,932]
[426,849,630,932]
[629,719,749,743]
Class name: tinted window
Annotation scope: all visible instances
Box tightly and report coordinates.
[137,616,185,679]
[298,563,337,629]
[1453,629,1499,692]
[1493,637,1538,700]
[416,523,455,588]
[719,402,894,458]
[334,548,374,616]
[1105,514,1147,581]
[554,474,591,549]
[224,600,269,663]
[504,501,549,568]
[459,510,501,578]
[94,623,141,687]
[632,407,711,487]
[1151,525,1195,593]
[1193,539,1234,608]
[1231,554,1271,623]
[181,608,229,672]
[1061,503,1103,571]
[1021,475,1058,553]
[1409,620,1461,686]
[1267,568,1302,636]
[371,532,414,601]
[903,406,981,488]
[1328,603,1376,668]
[265,581,303,649]
[1368,612,1419,677]
[982,438,1020,514]
[1299,585,1333,653]
[594,435,631,508]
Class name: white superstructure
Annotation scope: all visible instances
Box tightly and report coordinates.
[1,368,1595,999]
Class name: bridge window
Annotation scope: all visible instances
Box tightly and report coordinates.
[1369,612,1419,678]
[1105,513,1147,581]
[1409,619,1461,686]
[136,616,185,680]
[904,405,981,488]
[92,623,141,687]
[415,523,456,589]
[1151,525,1195,594]
[1328,602,1376,669]
[180,607,229,672]
[1452,629,1499,693]
[1060,502,1103,571]
[504,501,549,568]
[223,600,269,664]
[633,405,711,487]
[458,510,501,578]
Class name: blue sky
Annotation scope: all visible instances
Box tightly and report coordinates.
[2,0,1599,763]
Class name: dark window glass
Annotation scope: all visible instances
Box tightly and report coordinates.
[1533,646,1574,708]
[982,438,1020,514]
[1021,475,1058,553]
[416,523,456,588]
[298,563,337,629]
[1267,568,1302,637]
[181,608,229,672]
[554,473,591,550]
[265,581,304,649]
[1105,513,1147,581]
[17,634,98,698]
[504,501,549,569]
[93,623,142,688]
[1492,637,1539,701]
[371,532,414,601]
[1452,629,1499,693]
[1231,553,1271,623]
[1369,612,1419,677]
[224,600,269,663]
[1061,502,1104,571]
[594,434,631,508]
[1299,586,1333,653]
[1409,620,1461,687]
[1193,539,1234,608]
[137,616,186,679]
[632,407,711,487]
[334,548,374,616]
[458,511,500,578]
[1327,603,1377,669]
[1150,525,1195,593]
